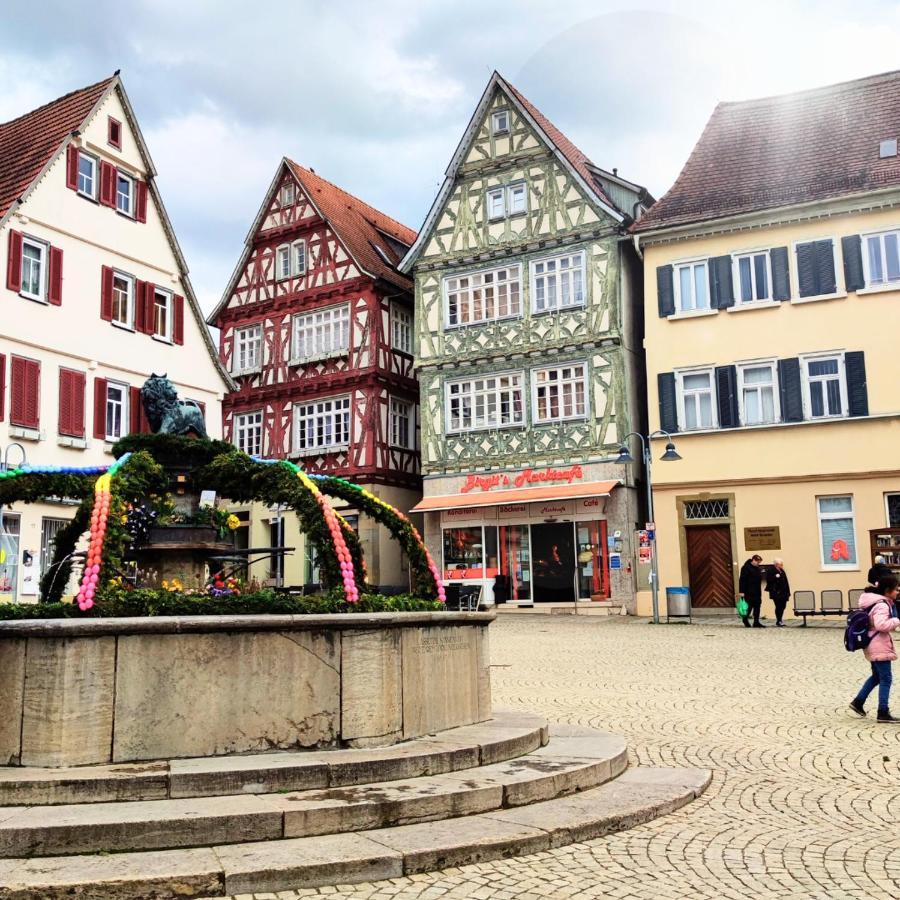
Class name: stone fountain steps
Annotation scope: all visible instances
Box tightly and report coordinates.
[0,733,627,858]
[0,767,711,900]
[0,711,547,807]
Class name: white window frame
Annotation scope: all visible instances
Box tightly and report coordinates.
[19,237,47,302]
[390,303,413,354]
[531,362,589,424]
[293,395,351,453]
[673,258,711,312]
[444,264,522,328]
[486,187,505,220]
[105,381,128,442]
[233,410,263,457]
[110,270,134,328]
[389,396,413,449]
[291,304,350,362]
[800,352,847,420]
[292,239,306,276]
[816,494,859,571]
[76,151,97,200]
[736,359,780,426]
[116,170,134,217]
[861,227,900,289]
[530,250,586,313]
[280,182,295,206]
[507,182,527,216]
[790,237,844,301]
[675,367,717,431]
[444,371,525,434]
[152,287,173,341]
[491,109,510,135]
[732,249,773,304]
[275,244,291,281]
[233,324,262,374]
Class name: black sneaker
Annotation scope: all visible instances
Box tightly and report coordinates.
[753,622,766,628]
[877,710,900,723]
[849,699,866,717]
[776,621,785,627]
[742,617,751,628]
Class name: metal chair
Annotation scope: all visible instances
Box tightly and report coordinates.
[821,590,844,614]
[459,585,482,612]
[849,588,864,609]
[793,591,816,626]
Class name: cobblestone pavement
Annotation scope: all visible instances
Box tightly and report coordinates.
[224,615,900,900]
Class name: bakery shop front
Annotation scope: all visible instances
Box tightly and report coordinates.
[413,463,629,607]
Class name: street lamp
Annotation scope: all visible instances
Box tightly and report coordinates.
[616,431,681,624]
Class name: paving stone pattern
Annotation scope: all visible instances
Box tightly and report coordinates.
[216,616,900,899]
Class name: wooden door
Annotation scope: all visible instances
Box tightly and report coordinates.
[685,524,734,608]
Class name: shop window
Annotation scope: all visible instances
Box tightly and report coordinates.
[577,521,609,600]
[817,495,857,569]
[496,524,531,603]
[0,514,21,603]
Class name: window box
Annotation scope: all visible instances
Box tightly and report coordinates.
[58,436,88,449]
[9,426,42,442]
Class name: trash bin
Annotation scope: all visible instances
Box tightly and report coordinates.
[665,586,692,622]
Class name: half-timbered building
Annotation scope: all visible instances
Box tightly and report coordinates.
[210,162,420,590]
[400,72,651,612]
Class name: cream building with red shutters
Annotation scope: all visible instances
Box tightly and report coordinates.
[0,74,229,602]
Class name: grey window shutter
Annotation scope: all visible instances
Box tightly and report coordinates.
[778,358,803,422]
[715,365,739,427]
[815,239,836,295]
[770,247,791,300]
[845,351,868,416]
[796,243,817,297]
[841,235,865,292]
[658,372,678,433]
[657,265,675,317]
[709,256,734,309]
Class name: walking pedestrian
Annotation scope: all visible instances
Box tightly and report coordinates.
[849,575,900,723]
[739,554,764,628]
[867,555,893,590]
[766,558,791,627]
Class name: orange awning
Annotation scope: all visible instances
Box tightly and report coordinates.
[411,479,620,513]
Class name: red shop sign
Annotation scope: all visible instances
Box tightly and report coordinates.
[460,464,583,494]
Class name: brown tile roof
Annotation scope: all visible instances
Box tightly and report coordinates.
[634,69,900,233]
[287,161,415,292]
[0,76,115,221]
[502,78,621,216]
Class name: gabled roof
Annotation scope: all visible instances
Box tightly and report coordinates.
[633,69,900,234]
[0,76,115,220]
[399,71,648,273]
[209,160,415,324]
[288,161,415,292]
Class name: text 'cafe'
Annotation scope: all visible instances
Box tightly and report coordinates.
[412,462,639,609]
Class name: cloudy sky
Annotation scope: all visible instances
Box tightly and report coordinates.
[3,0,899,313]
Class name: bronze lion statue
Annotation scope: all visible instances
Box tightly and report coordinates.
[140,374,208,439]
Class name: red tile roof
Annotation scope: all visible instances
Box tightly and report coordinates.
[502,79,621,215]
[287,162,415,292]
[634,69,900,233]
[0,76,115,221]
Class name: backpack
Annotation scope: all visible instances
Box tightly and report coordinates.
[844,601,885,652]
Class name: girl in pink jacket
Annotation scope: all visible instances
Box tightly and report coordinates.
[849,575,900,723]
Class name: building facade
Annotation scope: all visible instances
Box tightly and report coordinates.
[210,162,421,590]
[633,71,900,615]
[400,73,651,611]
[0,75,230,602]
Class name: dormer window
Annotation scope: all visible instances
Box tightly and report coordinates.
[281,182,295,206]
[108,117,122,150]
[491,109,510,135]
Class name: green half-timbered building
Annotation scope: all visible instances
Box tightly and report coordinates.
[400,72,651,611]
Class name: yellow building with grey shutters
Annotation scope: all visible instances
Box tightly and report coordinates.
[632,71,900,617]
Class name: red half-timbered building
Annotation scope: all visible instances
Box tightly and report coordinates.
[209,160,420,589]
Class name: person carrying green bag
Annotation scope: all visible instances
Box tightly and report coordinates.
[738,555,764,628]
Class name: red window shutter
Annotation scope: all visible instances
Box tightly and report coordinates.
[66,145,79,190]
[143,282,157,335]
[11,357,40,429]
[25,359,40,429]
[6,230,22,292]
[59,369,85,437]
[58,369,71,435]
[134,280,146,332]
[129,386,143,434]
[72,370,86,437]
[93,377,108,439]
[100,266,114,320]
[48,246,63,306]
[0,354,6,421]
[100,161,116,207]
[173,294,185,344]
[10,357,25,425]
[135,181,148,223]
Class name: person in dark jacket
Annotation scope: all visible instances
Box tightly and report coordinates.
[868,556,894,590]
[765,558,791,627]
[739,554,765,628]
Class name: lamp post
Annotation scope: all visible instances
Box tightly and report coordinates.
[616,431,681,625]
